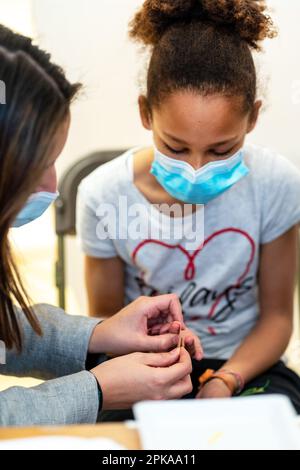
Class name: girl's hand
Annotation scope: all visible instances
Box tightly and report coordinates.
[196,379,232,399]
[148,321,203,361]
[179,327,203,361]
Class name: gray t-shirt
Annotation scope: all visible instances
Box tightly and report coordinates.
[77,144,300,359]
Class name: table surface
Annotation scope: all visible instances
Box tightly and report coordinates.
[1,418,299,450]
[0,424,141,450]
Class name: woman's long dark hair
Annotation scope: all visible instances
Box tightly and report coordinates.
[0,26,81,351]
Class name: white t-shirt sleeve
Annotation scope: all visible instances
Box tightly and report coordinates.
[76,182,118,259]
[260,154,300,244]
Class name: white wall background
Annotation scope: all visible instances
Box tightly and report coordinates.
[0,0,33,36]
[1,0,300,315]
[31,0,300,170]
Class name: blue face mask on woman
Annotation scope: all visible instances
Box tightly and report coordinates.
[12,191,59,228]
[150,147,249,205]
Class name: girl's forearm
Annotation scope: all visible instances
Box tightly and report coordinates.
[218,312,293,384]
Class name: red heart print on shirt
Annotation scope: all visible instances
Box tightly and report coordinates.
[132,228,256,321]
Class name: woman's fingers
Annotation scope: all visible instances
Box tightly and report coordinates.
[148,320,181,336]
[142,332,179,353]
[146,324,204,360]
[147,315,167,328]
[166,321,182,335]
[154,347,193,384]
[143,348,181,368]
[167,375,193,399]
[143,294,184,327]
[143,348,193,400]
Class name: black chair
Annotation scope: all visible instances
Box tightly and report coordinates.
[55,150,126,309]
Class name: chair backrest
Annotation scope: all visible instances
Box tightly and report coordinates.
[55,150,126,236]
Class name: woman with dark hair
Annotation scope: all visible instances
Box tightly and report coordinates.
[0,26,198,426]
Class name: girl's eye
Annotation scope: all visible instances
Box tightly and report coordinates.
[165,144,186,155]
[211,148,234,157]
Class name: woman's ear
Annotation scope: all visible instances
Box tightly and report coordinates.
[247,100,262,133]
[138,95,152,130]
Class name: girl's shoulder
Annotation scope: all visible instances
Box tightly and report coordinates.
[243,144,300,244]
[244,143,300,186]
[78,148,137,204]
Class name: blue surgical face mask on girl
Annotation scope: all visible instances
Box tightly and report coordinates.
[150,146,249,205]
[12,191,59,228]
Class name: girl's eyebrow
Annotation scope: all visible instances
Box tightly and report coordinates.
[213,137,239,147]
[163,132,188,144]
[164,131,239,147]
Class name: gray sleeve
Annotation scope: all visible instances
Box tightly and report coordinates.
[0,304,102,426]
[0,303,100,380]
[0,371,99,426]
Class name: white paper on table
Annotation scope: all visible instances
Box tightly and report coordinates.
[134,395,300,450]
[0,436,125,450]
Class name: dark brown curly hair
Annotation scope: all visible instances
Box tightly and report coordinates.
[129,0,277,111]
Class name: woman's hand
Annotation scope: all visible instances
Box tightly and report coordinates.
[89,294,184,356]
[196,379,232,399]
[91,347,193,410]
[148,321,203,361]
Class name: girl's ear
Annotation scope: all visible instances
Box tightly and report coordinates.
[138,95,152,130]
[247,100,262,133]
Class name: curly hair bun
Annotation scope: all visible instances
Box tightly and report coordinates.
[129,0,277,50]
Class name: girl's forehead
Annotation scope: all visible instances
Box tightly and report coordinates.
[154,92,245,119]
[152,92,249,140]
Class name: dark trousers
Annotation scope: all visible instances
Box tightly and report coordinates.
[98,359,300,422]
